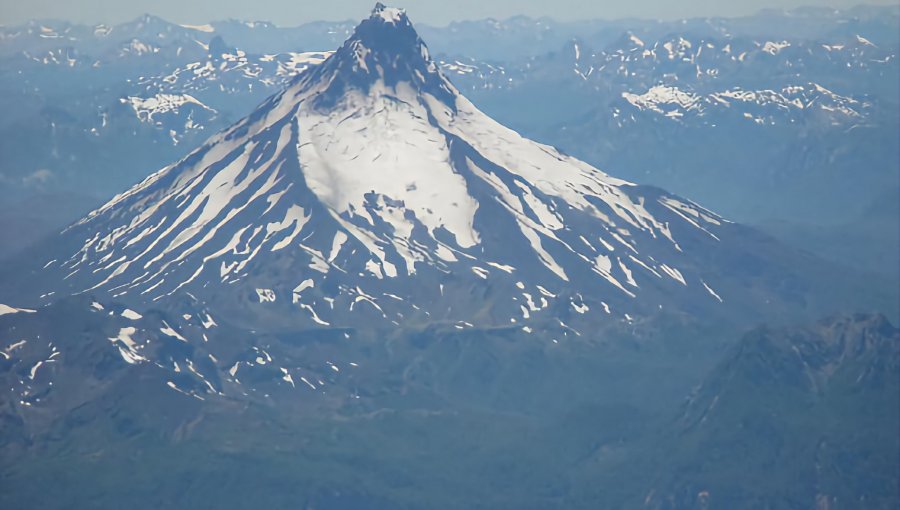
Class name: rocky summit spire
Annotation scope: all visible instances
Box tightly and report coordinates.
[370,2,406,24]
[301,3,458,109]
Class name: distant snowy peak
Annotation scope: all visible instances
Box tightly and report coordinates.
[619,83,869,125]
[180,23,215,33]
[141,48,331,95]
[120,93,217,144]
[122,93,215,122]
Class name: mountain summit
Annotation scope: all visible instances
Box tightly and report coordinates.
[302,3,457,107]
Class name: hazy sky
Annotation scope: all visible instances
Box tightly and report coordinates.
[0,0,895,26]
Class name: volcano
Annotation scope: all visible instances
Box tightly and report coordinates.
[3,3,795,331]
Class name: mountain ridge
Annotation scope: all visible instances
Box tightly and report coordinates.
[633,313,900,509]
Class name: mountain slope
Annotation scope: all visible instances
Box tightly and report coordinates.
[636,314,900,509]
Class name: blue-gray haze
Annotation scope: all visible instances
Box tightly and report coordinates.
[0,0,897,25]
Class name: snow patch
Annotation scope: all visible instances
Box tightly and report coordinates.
[121,309,143,320]
[256,288,276,303]
[0,304,36,316]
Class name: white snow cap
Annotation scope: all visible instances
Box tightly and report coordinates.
[371,3,406,24]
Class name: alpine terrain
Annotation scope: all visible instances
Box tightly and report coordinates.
[0,4,895,510]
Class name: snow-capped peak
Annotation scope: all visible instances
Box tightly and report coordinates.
[40,4,732,330]
[371,2,406,24]
[300,2,457,108]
